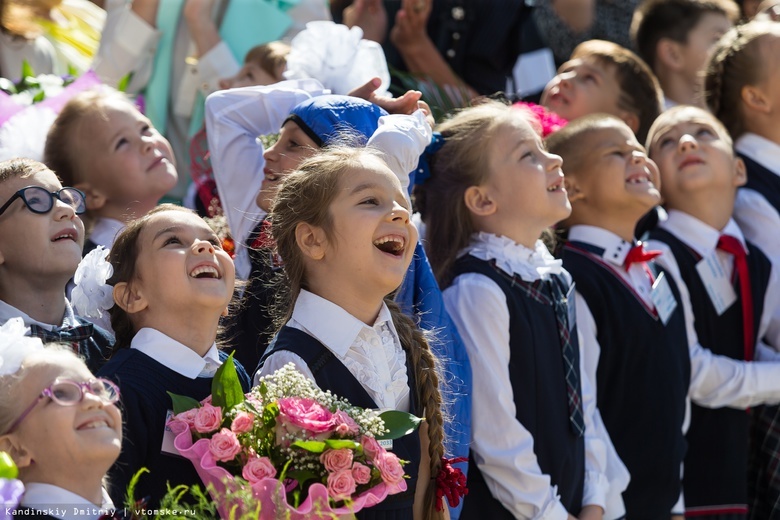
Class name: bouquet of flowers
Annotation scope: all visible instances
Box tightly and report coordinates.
[167,361,422,519]
[1,451,24,519]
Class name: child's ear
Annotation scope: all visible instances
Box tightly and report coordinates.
[620,112,641,136]
[113,282,148,314]
[295,222,327,261]
[741,85,771,114]
[463,186,497,216]
[657,38,684,71]
[733,157,748,187]
[75,182,107,211]
[564,177,585,204]
[0,435,32,469]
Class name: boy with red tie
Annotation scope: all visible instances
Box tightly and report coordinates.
[547,114,780,520]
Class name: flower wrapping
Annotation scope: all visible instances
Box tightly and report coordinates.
[167,362,420,519]
[284,21,390,96]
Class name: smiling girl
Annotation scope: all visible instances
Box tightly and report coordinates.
[0,338,122,518]
[44,88,178,255]
[96,204,251,507]
[258,147,448,520]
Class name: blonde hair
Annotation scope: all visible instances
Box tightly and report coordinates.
[415,101,532,288]
[645,104,734,150]
[0,346,83,435]
[271,147,446,518]
[0,157,50,185]
[704,20,780,139]
[245,41,290,81]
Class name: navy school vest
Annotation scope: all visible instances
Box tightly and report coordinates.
[562,243,691,519]
[260,326,420,520]
[739,153,780,216]
[649,228,771,512]
[452,255,585,519]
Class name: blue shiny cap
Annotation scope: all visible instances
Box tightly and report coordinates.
[285,95,388,147]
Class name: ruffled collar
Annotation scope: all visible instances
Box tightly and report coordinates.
[461,232,562,281]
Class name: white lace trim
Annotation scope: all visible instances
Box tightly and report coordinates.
[462,232,563,281]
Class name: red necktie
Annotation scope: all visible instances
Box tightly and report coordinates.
[717,235,754,361]
[623,244,662,283]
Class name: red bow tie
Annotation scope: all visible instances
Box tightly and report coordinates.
[623,244,662,270]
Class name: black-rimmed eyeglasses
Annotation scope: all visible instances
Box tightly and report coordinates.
[0,186,86,217]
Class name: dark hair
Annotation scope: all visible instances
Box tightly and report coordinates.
[245,41,290,81]
[632,0,740,71]
[416,101,530,288]
[106,204,194,350]
[704,20,780,139]
[270,147,446,518]
[570,40,663,142]
[0,157,50,184]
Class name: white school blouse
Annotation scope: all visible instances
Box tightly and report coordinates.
[442,232,616,520]
[257,290,411,413]
[20,483,114,520]
[130,328,222,378]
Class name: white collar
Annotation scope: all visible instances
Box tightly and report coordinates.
[0,298,74,331]
[568,225,640,267]
[461,232,562,281]
[21,483,114,519]
[88,218,126,249]
[290,290,396,358]
[660,210,746,258]
[735,133,780,177]
[130,328,222,379]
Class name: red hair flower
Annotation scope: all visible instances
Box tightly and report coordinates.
[435,457,468,511]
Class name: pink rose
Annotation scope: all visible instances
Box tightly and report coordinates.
[201,395,213,405]
[209,428,242,462]
[194,403,223,433]
[351,462,371,485]
[327,469,357,500]
[361,436,382,459]
[176,408,198,430]
[278,397,336,434]
[333,410,360,437]
[374,451,405,485]
[320,448,353,472]
[242,455,277,483]
[231,412,255,434]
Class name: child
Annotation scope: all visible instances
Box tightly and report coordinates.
[704,21,780,264]
[644,104,780,518]
[631,0,738,108]
[259,147,449,519]
[540,39,664,142]
[416,101,614,519]
[0,325,122,518]
[548,114,780,518]
[96,204,251,507]
[190,41,290,218]
[43,87,178,255]
[0,158,111,373]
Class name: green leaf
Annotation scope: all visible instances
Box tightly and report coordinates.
[167,392,202,415]
[67,63,78,78]
[21,60,34,81]
[124,467,149,511]
[376,410,424,440]
[0,451,18,479]
[286,469,318,487]
[290,440,326,453]
[324,439,360,450]
[211,352,245,410]
[117,71,134,93]
[32,90,45,103]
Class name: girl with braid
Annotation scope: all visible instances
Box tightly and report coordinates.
[258,146,449,520]
[416,102,622,519]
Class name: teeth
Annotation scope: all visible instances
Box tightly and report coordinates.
[373,235,405,255]
[373,236,405,247]
[82,420,108,430]
[190,266,220,279]
[547,184,560,192]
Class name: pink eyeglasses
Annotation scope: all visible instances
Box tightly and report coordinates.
[6,378,120,434]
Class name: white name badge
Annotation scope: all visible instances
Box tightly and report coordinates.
[651,272,678,326]
[695,251,738,316]
[511,48,557,98]
[379,439,393,451]
[161,409,180,456]
[567,283,577,332]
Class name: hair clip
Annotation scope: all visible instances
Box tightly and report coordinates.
[72,246,114,320]
[0,318,44,376]
[413,132,446,186]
